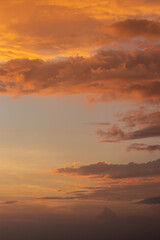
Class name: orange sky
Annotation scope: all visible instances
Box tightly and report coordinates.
[0,1,160,239]
[0,0,160,61]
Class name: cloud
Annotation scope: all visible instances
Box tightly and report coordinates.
[94,122,111,126]
[97,124,160,141]
[2,4,112,57]
[119,109,160,128]
[1,0,160,61]
[1,201,20,205]
[40,181,160,202]
[137,196,160,204]
[72,162,81,167]
[127,143,160,152]
[97,110,160,142]
[51,159,160,179]
[38,196,79,200]
[0,48,160,101]
[3,201,18,205]
[108,19,160,39]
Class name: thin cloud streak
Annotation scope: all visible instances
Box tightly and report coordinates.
[137,196,160,204]
[127,143,160,152]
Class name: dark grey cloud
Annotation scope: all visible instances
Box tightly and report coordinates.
[137,196,160,204]
[52,159,160,179]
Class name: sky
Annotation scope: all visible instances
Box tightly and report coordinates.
[0,0,160,239]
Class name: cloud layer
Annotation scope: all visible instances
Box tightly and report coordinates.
[0,1,160,60]
[0,48,160,100]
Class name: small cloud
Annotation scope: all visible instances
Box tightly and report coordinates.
[1,201,20,205]
[137,196,160,204]
[94,122,111,126]
[127,143,160,152]
[72,162,81,167]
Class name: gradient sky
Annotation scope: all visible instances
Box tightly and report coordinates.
[0,1,160,239]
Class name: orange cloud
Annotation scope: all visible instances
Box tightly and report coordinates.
[107,19,160,39]
[0,48,160,101]
[72,162,81,167]
[0,1,109,61]
[0,1,160,61]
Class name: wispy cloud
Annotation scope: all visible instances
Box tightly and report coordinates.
[0,201,20,205]
[97,110,160,142]
[127,143,160,152]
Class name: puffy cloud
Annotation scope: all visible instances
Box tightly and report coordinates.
[51,159,160,179]
[0,48,160,100]
[72,162,81,167]
[127,143,160,152]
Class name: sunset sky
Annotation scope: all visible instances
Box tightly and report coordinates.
[0,1,160,239]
